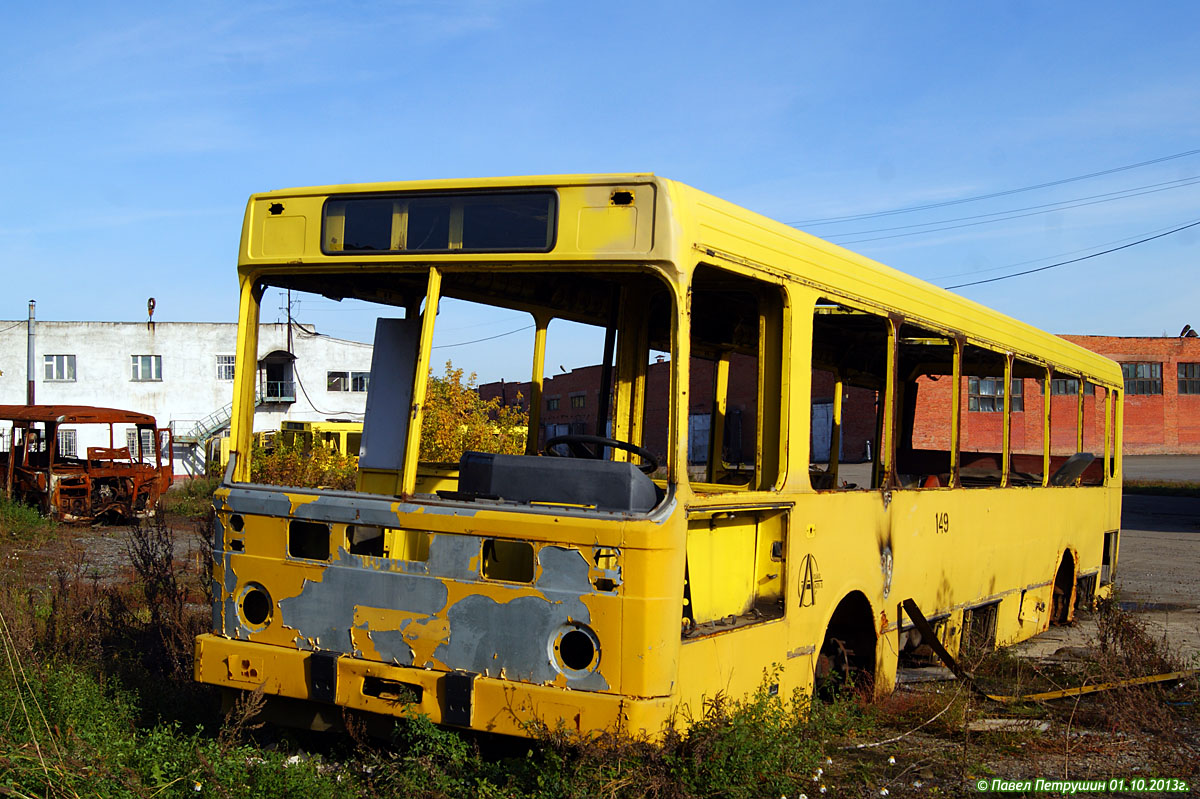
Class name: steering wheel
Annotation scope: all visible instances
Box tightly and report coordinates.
[544,434,660,475]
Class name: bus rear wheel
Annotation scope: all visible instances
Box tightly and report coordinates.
[815,592,876,697]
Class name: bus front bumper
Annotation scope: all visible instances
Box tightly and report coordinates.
[194,634,673,738]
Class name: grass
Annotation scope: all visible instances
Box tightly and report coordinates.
[1123,479,1200,498]
[160,475,221,521]
[0,494,59,547]
[1,503,1196,796]
[0,508,875,798]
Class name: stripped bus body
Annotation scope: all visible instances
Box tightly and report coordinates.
[195,175,1122,737]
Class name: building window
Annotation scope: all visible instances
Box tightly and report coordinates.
[546,397,559,411]
[125,428,155,460]
[44,354,76,382]
[570,394,586,409]
[1050,378,1095,396]
[968,377,1023,412]
[328,371,368,392]
[216,355,236,381]
[1179,363,1200,395]
[1121,362,1162,395]
[56,429,77,458]
[131,355,162,382]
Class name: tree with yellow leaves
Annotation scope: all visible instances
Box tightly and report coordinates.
[419,361,528,463]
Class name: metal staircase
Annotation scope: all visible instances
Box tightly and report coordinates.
[174,393,264,444]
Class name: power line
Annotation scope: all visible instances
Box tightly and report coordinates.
[835,177,1200,245]
[432,324,535,349]
[929,219,1195,281]
[792,148,1200,226]
[943,218,1200,290]
[824,174,1200,239]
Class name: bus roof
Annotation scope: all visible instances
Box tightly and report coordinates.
[243,173,1123,387]
[0,405,159,426]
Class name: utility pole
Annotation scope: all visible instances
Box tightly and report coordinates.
[26,300,35,405]
[287,288,293,354]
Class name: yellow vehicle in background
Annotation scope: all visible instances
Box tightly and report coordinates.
[196,174,1122,738]
[207,421,360,475]
[206,429,282,475]
[279,420,363,461]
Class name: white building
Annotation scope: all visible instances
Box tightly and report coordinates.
[0,319,372,476]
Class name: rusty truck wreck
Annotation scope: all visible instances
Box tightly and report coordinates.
[0,405,173,523]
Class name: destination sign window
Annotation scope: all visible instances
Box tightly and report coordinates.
[323,191,556,254]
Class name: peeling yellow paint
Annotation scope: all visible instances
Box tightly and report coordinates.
[200,174,1123,741]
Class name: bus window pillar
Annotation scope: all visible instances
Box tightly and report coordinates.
[950,337,963,488]
[596,289,620,440]
[526,313,550,456]
[230,279,265,484]
[674,286,692,495]
[1042,367,1052,486]
[1001,354,1013,487]
[1075,380,1085,456]
[1103,387,1112,482]
[707,354,730,483]
[828,370,843,486]
[400,268,442,496]
[878,315,900,489]
[756,293,785,491]
[611,288,650,460]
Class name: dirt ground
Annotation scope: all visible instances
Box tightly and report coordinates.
[4,490,1196,796]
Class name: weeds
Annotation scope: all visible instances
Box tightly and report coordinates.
[161,475,221,521]
[1122,479,1200,498]
[1084,597,1200,770]
[0,494,58,546]
[250,442,357,490]
[1,495,1195,794]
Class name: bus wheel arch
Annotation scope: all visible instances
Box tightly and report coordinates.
[815,591,877,695]
[1051,549,1077,625]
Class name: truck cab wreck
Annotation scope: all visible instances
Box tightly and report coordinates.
[0,405,173,523]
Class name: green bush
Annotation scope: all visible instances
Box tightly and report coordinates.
[250,441,357,490]
[0,661,347,797]
[0,493,57,545]
[161,475,221,520]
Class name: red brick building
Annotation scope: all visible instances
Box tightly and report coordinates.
[483,333,1200,464]
[481,355,875,466]
[480,357,764,465]
[912,333,1200,457]
[1063,334,1200,455]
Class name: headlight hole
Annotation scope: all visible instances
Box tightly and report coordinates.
[241,586,272,627]
[557,628,596,672]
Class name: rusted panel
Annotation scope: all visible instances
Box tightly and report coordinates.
[0,405,158,425]
[0,404,173,524]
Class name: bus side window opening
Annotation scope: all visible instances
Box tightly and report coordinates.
[809,298,889,491]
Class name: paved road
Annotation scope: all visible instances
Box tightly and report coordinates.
[1124,454,1200,482]
[1113,493,1200,656]
[1013,493,1200,660]
[1118,494,1200,607]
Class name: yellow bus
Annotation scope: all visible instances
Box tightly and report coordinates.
[279,420,363,460]
[196,174,1122,737]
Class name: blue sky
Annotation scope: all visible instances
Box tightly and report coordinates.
[2,1,1198,382]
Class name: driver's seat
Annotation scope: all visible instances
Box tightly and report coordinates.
[453,451,660,513]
